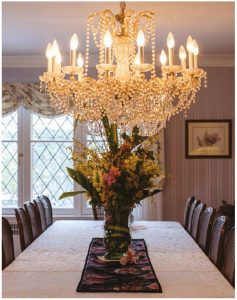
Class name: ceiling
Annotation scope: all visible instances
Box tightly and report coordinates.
[2,1,235,57]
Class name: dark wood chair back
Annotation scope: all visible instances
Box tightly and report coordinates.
[191,202,206,240]
[24,202,42,240]
[209,215,229,270]
[38,195,53,227]
[187,199,200,233]
[217,200,235,230]
[197,207,216,254]
[222,226,235,286]
[2,217,15,270]
[33,199,47,232]
[14,208,33,251]
[183,196,195,230]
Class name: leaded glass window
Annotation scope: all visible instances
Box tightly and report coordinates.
[31,115,74,208]
[2,112,18,207]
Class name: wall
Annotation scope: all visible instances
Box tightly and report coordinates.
[162,67,235,222]
[3,67,44,82]
[3,66,235,223]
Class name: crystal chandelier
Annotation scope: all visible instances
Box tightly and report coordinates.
[40,2,207,136]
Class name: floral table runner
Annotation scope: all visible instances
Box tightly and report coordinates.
[77,238,162,293]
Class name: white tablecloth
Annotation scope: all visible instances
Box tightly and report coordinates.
[2,220,234,298]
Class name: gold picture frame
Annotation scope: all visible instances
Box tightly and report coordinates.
[185,120,232,158]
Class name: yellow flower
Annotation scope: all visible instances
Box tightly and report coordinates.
[142,160,160,176]
[91,169,105,194]
[123,153,139,171]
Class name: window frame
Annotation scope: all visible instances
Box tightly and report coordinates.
[2,108,94,217]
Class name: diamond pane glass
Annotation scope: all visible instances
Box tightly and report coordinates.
[2,112,18,208]
[31,115,73,208]
[2,111,18,140]
[32,115,73,141]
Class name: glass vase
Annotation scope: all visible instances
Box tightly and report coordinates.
[103,208,131,260]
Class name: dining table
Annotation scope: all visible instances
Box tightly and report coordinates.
[2,220,235,298]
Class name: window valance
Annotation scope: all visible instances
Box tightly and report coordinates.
[2,83,63,117]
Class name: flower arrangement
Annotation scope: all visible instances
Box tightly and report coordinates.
[60,115,164,260]
[60,115,162,211]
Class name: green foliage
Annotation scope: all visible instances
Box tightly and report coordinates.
[102,115,118,153]
[60,115,163,211]
[59,191,85,200]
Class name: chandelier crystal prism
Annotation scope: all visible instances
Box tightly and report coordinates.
[40,2,207,136]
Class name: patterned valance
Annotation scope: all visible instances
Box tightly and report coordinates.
[2,83,63,117]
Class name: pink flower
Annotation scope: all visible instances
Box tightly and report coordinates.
[120,256,128,265]
[103,167,120,190]
[119,248,138,265]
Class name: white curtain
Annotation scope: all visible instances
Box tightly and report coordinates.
[133,129,165,221]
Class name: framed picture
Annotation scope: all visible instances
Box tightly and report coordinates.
[185,120,232,158]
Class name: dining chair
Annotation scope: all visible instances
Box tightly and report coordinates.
[2,217,15,270]
[38,195,53,227]
[183,196,195,230]
[24,202,42,240]
[15,208,33,252]
[33,199,47,232]
[222,226,235,286]
[197,207,216,255]
[208,215,229,270]
[190,202,206,240]
[187,199,201,234]
[217,200,235,231]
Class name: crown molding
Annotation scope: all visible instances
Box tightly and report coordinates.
[2,53,234,68]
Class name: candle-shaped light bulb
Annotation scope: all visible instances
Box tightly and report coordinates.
[104,30,112,48]
[167,32,174,66]
[193,39,199,69]
[70,33,78,67]
[179,45,186,60]
[187,35,194,69]
[192,40,199,55]
[51,40,59,72]
[77,53,84,68]
[46,43,53,73]
[70,33,78,51]
[51,40,59,57]
[104,30,112,64]
[160,50,167,66]
[136,30,145,64]
[187,36,193,52]
[134,53,140,65]
[179,45,187,69]
[46,43,52,59]
[136,30,145,47]
[167,32,175,49]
